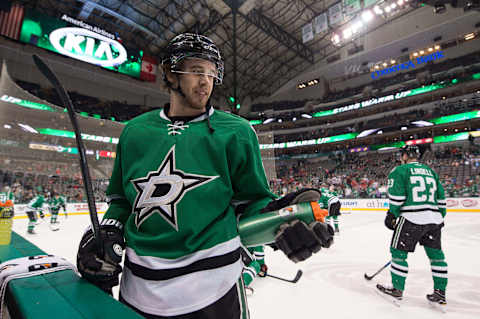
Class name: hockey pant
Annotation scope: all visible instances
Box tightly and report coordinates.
[26,211,37,232]
[50,208,60,224]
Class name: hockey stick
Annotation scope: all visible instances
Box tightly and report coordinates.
[32,54,103,256]
[266,270,303,283]
[364,261,391,281]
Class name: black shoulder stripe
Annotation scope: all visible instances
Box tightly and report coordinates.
[125,248,241,281]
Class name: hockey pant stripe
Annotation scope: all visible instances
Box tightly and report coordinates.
[392,217,406,249]
[237,278,250,319]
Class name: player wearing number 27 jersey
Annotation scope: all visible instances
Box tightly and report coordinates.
[377,145,447,307]
[388,162,446,224]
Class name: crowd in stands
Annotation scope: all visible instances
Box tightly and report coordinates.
[2,143,479,206]
[269,145,480,199]
[0,157,108,204]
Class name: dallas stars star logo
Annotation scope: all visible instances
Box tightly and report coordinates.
[131,145,218,230]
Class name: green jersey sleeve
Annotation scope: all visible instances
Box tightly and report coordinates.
[387,167,406,218]
[229,125,276,216]
[435,171,446,217]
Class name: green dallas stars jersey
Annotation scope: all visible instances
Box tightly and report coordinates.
[48,196,66,210]
[319,188,339,211]
[27,195,46,210]
[104,107,275,316]
[387,162,446,225]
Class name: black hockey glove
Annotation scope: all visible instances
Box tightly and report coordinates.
[275,220,334,263]
[384,211,397,231]
[262,188,334,263]
[77,221,125,294]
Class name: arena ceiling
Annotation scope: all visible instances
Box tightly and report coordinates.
[16,0,461,106]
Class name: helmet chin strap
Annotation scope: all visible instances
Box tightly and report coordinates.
[165,73,186,98]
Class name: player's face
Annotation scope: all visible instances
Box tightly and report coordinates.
[177,58,216,111]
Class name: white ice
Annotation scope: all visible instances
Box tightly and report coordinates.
[12,211,480,319]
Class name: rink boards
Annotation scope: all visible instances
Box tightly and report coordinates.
[10,198,480,220]
[12,202,109,219]
[340,197,480,213]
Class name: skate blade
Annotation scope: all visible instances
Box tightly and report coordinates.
[375,287,402,307]
[428,301,447,313]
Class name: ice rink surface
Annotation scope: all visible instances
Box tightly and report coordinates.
[12,211,480,319]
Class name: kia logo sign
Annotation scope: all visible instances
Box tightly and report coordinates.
[49,27,127,67]
[461,199,477,207]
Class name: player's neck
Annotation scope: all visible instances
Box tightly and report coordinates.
[169,95,206,117]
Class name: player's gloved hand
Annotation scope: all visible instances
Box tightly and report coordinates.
[258,264,268,277]
[77,222,125,294]
[275,220,334,263]
[384,211,397,230]
[261,188,334,263]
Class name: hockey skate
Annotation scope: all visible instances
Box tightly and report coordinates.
[427,289,447,313]
[376,284,403,307]
[50,223,60,231]
[27,229,37,235]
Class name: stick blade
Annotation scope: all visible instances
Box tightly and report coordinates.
[292,270,303,283]
[364,273,373,281]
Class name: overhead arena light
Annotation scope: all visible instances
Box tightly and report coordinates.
[412,120,434,127]
[357,128,380,138]
[263,118,275,124]
[343,28,353,39]
[434,2,447,14]
[18,123,38,134]
[464,0,480,12]
[301,114,312,119]
[351,21,363,33]
[361,10,374,22]
[331,33,341,45]
[464,32,476,41]
[373,5,383,14]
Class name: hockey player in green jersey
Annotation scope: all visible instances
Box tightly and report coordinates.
[25,192,47,234]
[377,145,447,308]
[319,185,341,233]
[77,33,333,319]
[47,191,66,231]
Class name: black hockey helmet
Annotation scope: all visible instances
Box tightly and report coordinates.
[162,33,224,85]
[400,144,421,158]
